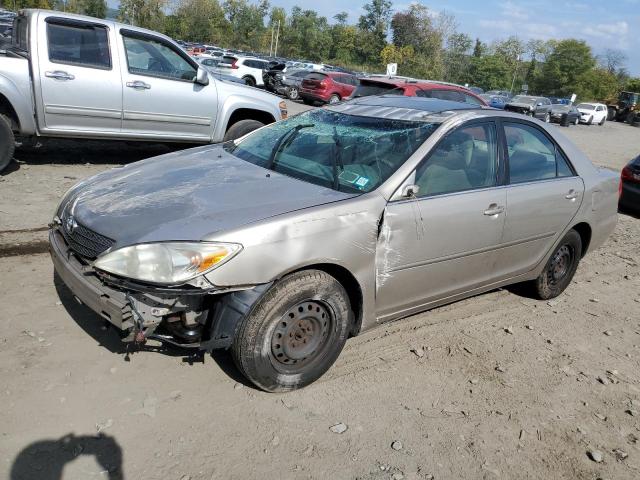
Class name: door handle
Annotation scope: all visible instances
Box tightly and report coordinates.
[126,81,151,90]
[483,204,505,216]
[45,70,75,81]
[565,189,580,200]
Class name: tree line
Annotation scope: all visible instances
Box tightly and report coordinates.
[5,0,640,101]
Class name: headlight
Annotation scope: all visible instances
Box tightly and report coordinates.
[94,242,242,285]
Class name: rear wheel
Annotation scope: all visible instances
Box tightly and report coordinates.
[231,270,352,392]
[0,114,15,173]
[223,119,264,142]
[286,87,299,100]
[328,94,341,104]
[242,76,256,87]
[532,230,582,300]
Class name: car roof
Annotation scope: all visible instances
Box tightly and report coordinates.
[327,95,484,121]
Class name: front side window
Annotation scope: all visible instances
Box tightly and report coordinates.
[415,123,498,197]
[224,109,438,193]
[47,22,110,69]
[428,89,465,102]
[123,35,196,81]
[504,122,574,183]
[464,94,484,105]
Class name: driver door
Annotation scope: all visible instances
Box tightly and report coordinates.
[118,29,215,141]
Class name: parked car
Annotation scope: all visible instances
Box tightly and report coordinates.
[350,77,487,105]
[196,58,247,85]
[274,69,312,100]
[0,9,287,172]
[576,103,607,126]
[549,104,581,126]
[485,90,513,100]
[50,95,618,392]
[217,55,270,87]
[505,95,553,121]
[299,72,358,105]
[480,94,508,109]
[619,154,640,215]
[262,62,286,92]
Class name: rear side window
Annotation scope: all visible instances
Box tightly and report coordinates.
[355,82,403,97]
[306,73,327,81]
[429,89,465,102]
[47,21,111,69]
[220,56,236,65]
[504,122,575,183]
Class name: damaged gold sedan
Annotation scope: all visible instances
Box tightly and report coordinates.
[50,96,619,391]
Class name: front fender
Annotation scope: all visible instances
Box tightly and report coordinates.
[212,83,283,142]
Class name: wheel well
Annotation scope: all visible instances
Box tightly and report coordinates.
[226,108,275,131]
[572,222,592,257]
[291,263,363,337]
[0,94,20,130]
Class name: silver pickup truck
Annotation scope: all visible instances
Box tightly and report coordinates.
[0,9,287,172]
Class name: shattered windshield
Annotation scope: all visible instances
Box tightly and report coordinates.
[224,109,439,193]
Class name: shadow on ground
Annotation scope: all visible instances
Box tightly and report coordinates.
[10,433,124,480]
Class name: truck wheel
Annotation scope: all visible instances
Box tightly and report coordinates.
[223,119,264,142]
[231,270,352,392]
[0,114,15,173]
[531,230,582,300]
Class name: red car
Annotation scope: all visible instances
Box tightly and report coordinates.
[351,77,487,106]
[299,72,358,105]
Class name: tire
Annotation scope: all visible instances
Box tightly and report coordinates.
[574,117,579,126]
[242,76,256,87]
[0,114,15,173]
[328,94,341,105]
[544,113,551,123]
[231,269,352,392]
[223,119,264,142]
[532,230,582,300]
[286,87,299,101]
[587,116,593,125]
[599,117,605,126]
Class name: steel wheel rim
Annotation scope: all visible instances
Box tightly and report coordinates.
[329,95,339,104]
[547,244,574,286]
[270,300,333,372]
[289,88,298,99]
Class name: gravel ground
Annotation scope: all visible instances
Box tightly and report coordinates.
[0,104,639,480]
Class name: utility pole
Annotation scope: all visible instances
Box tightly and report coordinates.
[274,20,280,57]
[510,54,520,94]
[269,24,274,57]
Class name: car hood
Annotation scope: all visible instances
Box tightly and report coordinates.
[66,146,355,249]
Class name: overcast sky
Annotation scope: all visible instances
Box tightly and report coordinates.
[108,0,640,75]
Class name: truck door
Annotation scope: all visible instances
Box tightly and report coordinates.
[118,29,215,141]
[36,16,122,134]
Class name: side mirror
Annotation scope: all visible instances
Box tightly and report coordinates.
[195,67,209,86]
[401,184,420,198]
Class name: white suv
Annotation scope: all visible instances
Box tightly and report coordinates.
[576,102,608,126]
[218,55,270,87]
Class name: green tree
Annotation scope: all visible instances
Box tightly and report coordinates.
[170,0,228,44]
[443,32,472,83]
[358,0,391,62]
[537,39,595,96]
[472,38,485,58]
[575,68,620,102]
[468,55,511,90]
[118,0,167,32]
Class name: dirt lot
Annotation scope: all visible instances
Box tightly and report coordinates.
[1,110,639,480]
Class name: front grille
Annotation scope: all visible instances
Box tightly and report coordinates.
[61,218,114,259]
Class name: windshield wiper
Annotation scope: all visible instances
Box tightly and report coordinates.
[331,126,345,191]
[266,123,314,170]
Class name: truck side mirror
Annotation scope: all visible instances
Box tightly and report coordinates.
[195,67,209,86]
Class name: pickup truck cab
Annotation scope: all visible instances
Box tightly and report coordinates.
[0,9,287,172]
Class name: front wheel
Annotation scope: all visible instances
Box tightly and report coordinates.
[587,116,593,125]
[532,230,582,300]
[544,113,551,123]
[0,114,15,173]
[574,117,579,126]
[231,270,352,392]
[223,119,264,142]
[599,117,605,126]
[328,94,341,104]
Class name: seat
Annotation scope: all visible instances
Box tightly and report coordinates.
[509,149,555,183]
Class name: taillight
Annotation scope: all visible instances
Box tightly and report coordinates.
[622,165,639,182]
[320,79,328,88]
[231,60,239,69]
